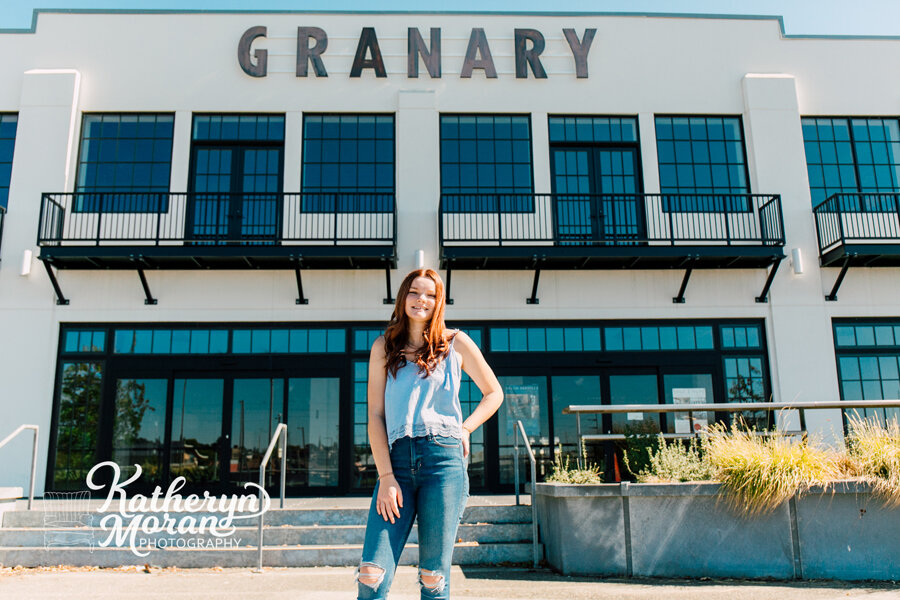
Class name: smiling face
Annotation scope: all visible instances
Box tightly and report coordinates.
[404,275,437,324]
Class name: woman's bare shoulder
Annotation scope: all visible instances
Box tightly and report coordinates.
[370,335,387,355]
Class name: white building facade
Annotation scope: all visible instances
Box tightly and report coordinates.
[1,10,899,497]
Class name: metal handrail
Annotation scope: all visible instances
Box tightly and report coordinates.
[254,422,287,572]
[513,419,539,569]
[564,399,900,461]
[0,205,6,259]
[0,425,39,510]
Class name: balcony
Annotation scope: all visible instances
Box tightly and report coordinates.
[36,192,396,305]
[814,193,900,268]
[37,192,396,270]
[439,193,785,303]
[440,193,785,268]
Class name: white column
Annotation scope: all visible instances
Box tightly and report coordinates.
[532,112,551,193]
[395,89,439,274]
[0,69,82,494]
[284,111,303,193]
[169,110,191,193]
[638,112,660,194]
[741,74,843,445]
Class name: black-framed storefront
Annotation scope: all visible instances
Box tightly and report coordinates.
[48,319,772,496]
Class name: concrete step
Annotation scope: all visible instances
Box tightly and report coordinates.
[1,505,533,528]
[0,542,542,568]
[0,522,533,547]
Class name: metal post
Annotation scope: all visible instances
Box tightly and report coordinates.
[576,413,582,470]
[514,427,520,506]
[280,427,287,509]
[29,427,38,510]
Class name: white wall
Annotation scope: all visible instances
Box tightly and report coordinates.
[2,12,900,490]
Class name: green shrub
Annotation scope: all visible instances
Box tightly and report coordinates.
[846,414,900,506]
[627,434,715,483]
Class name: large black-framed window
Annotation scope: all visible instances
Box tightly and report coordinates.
[301,114,394,212]
[0,114,17,209]
[655,115,750,211]
[834,319,900,425]
[801,117,900,209]
[440,114,534,212]
[74,113,175,213]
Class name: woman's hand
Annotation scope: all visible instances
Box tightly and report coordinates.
[462,428,470,459]
[376,474,403,523]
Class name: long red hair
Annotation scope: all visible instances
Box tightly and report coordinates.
[384,268,450,378]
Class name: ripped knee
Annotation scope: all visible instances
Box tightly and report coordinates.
[355,562,385,590]
[418,567,445,595]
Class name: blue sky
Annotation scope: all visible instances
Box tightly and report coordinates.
[1,1,899,36]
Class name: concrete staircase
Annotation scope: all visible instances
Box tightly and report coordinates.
[0,498,541,568]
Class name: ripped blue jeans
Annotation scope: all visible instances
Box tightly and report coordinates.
[356,433,470,600]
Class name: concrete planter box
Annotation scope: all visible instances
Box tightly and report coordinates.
[534,480,900,581]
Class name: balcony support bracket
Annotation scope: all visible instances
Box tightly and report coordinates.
[41,259,70,306]
[755,257,783,303]
[291,257,309,305]
[445,266,454,305]
[672,266,694,304]
[383,265,394,305]
[134,265,158,306]
[826,255,853,302]
[527,262,541,305]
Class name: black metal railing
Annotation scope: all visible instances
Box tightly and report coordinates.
[440,193,784,246]
[37,192,396,246]
[813,192,900,256]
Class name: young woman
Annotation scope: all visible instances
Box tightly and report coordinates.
[356,268,503,599]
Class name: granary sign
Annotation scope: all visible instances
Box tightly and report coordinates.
[238,26,596,79]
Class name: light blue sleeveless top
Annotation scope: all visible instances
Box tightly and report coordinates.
[384,330,463,452]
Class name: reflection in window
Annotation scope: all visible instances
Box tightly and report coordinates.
[112,379,167,482]
[724,356,769,429]
[63,330,106,353]
[74,114,174,212]
[604,325,714,351]
[302,114,394,212]
[548,116,638,144]
[53,363,103,490]
[441,115,534,212]
[721,325,762,349]
[497,376,550,485]
[490,327,601,352]
[352,360,373,489]
[171,379,224,483]
[0,114,17,209]
[655,116,750,211]
[287,378,340,487]
[801,117,900,207]
[551,375,603,468]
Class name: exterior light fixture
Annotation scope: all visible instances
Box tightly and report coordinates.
[20,249,33,276]
[791,248,803,275]
[415,249,424,269]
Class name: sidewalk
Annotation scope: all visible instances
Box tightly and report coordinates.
[1,566,898,599]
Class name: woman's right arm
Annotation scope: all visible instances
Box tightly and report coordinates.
[367,336,403,522]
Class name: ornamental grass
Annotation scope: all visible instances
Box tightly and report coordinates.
[702,423,842,515]
[845,413,900,507]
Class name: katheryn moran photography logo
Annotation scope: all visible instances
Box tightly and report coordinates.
[48,461,271,557]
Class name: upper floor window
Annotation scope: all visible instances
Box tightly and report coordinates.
[0,114,18,209]
[655,116,749,211]
[301,114,394,212]
[801,117,900,209]
[441,115,533,212]
[74,114,174,212]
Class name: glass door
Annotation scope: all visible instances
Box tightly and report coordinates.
[551,145,643,244]
[605,370,660,482]
[188,145,283,244]
[169,377,227,490]
[497,375,550,485]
